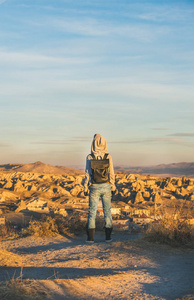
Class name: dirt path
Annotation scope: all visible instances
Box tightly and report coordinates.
[0,232,194,300]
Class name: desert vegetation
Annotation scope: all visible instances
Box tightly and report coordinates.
[146,204,194,247]
[0,213,85,240]
[0,275,50,300]
[0,222,17,239]
[25,214,85,237]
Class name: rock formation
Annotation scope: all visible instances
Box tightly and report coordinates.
[0,167,193,218]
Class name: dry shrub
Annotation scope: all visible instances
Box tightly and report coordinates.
[26,216,59,237]
[0,213,86,239]
[146,204,194,247]
[56,212,86,233]
[0,224,17,240]
[26,213,85,237]
[0,275,51,300]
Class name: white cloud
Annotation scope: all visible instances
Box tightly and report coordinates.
[50,17,164,42]
[0,141,10,147]
[20,13,168,42]
[138,7,194,23]
[152,128,170,131]
[0,73,193,105]
[31,140,70,145]
[0,50,97,67]
[110,137,183,145]
[31,137,92,145]
[168,133,194,137]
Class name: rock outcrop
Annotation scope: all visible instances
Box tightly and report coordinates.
[0,170,194,216]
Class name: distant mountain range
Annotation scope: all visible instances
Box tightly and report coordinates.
[0,161,84,175]
[0,161,194,177]
[115,162,194,177]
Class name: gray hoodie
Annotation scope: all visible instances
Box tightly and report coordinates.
[84,134,116,192]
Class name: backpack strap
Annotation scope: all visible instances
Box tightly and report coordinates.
[91,153,109,160]
[104,153,109,159]
[91,153,95,159]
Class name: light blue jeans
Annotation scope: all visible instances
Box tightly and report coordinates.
[87,183,112,229]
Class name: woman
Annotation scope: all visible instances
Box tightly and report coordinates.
[84,133,116,243]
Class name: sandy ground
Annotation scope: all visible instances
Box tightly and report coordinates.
[0,232,194,300]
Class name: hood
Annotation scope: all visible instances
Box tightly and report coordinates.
[91,134,108,158]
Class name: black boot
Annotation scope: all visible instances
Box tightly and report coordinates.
[105,227,112,242]
[86,228,95,243]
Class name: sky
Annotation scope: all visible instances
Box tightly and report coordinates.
[0,0,194,168]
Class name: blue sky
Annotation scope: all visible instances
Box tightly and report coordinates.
[0,0,194,167]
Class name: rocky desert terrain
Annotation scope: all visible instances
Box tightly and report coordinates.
[0,162,194,221]
[0,162,194,299]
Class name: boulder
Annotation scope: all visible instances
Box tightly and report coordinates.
[4,180,13,190]
[15,200,26,212]
[29,184,37,192]
[0,191,18,201]
[188,179,193,186]
[165,183,176,192]
[146,180,155,186]
[66,176,75,182]
[134,191,145,204]
[143,191,150,199]
[189,194,194,201]
[186,185,193,191]
[0,181,5,188]
[122,188,131,197]
[180,187,188,196]
[117,201,126,207]
[182,176,186,184]
[55,208,68,217]
[75,176,84,185]
[152,192,162,203]
[124,174,135,180]
[55,186,71,196]
[176,179,182,187]
[70,185,82,196]
[79,191,85,198]
[14,181,25,192]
